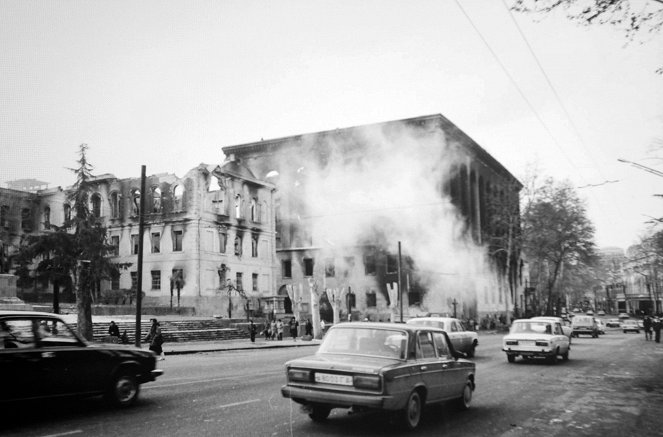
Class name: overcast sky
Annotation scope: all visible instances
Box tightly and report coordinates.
[1,0,662,250]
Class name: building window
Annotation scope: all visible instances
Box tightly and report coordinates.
[250,198,258,222]
[251,234,258,257]
[43,207,50,228]
[111,273,120,290]
[234,235,242,256]
[173,185,184,211]
[110,191,120,218]
[366,290,377,307]
[387,255,397,274]
[236,272,243,291]
[152,187,162,213]
[172,269,184,291]
[252,273,258,292]
[325,259,335,277]
[21,208,32,232]
[173,230,183,252]
[91,193,102,217]
[63,203,71,222]
[151,232,161,253]
[0,205,9,228]
[110,235,120,256]
[131,272,137,291]
[364,254,376,275]
[131,234,139,255]
[303,258,314,277]
[283,260,292,278]
[151,270,161,290]
[343,256,355,278]
[235,194,242,219]
[219,232,227,253]
[131,189,141,216]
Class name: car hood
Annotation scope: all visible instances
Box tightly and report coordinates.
[86,342,155,358]
[286,353,402,373]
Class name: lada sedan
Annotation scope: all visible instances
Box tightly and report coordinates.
[0,311,163,406]
[406,316,479,357]
[531,316,573,344]
[281,322,476,430]
[502,319,570,364]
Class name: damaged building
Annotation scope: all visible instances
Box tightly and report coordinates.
[222,114,523,322]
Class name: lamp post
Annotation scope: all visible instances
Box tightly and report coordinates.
[452,298,458,318]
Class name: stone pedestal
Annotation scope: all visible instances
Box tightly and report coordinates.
[0,274,32,310]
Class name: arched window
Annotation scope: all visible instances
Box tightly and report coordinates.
[234,194,242,219]
[109,191,120,218]
[91,193,102,217]
[173,185,184,211]
[43,206,51,228]
[209,176,225,214]
[250,198,257,222]
[234,234,243,256]
[152,187,162,213]
[131,189,141,216]
[63,203,71,222]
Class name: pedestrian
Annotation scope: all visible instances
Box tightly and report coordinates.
[145,318,165,360]
[290,318,299,341]
[249,320,257,343]
[653,316,662,343]
[643,316,652,341]
[305,319,313,337]
[277,319,284,340]
[271,319,277,340]
[263,323,271,340]
[108,321,120,339]
[120,330,129,344]
[320,319,326,335]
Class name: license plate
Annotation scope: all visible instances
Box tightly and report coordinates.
[520,340,535,346]
[315,373,353,386]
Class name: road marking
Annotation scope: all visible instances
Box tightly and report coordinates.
[40,431,83,437]
[216,399,261,409]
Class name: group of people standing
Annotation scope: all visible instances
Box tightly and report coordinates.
[643,315,662,343]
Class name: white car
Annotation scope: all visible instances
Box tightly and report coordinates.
[594,318,606,334]
[502,319,570,364]
[406,317,479,357]
[531,316,573,344]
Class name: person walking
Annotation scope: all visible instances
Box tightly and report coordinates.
[249,320,257,343]
[305,319,313,337]
[290,318,299,341]
[653,316,662,343]
[145,319,165,360]
[644,316,653,341]
[277,319,284,341]
[270,319,277,341]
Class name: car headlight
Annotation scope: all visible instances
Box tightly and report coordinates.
[353,375,381,390]
[505,340,518,346]
[535,341,549,347]
[287,368,312,382]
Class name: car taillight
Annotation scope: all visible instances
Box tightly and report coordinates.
[535,341,549,347]
[287,368,312,382]
[353,375,381,390]
[505,340,518,346]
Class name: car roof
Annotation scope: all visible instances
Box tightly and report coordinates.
[406,317,458,323]
[531,317,562,321]
[332,321,441,334]
[0,310,64,318]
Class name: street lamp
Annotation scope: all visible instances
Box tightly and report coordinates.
[452,298,458,318]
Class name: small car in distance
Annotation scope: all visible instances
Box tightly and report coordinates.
[0,311,163,406]
[406,316,479,357]
[281,322,476,430]
[621,319,640,333]
[606,318,621,328]
[597,310,606,316]
[572,315,599,338]
[502,319,570,364]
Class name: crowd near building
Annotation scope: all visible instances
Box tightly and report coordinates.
[3,114,657,322]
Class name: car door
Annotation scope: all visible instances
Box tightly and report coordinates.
[431,331,464,399]
[414,330,445,402]
[552,323,569,353]
[446,320,464,353]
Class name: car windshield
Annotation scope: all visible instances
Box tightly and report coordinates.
[318,327,408,359]
[511,321,552,334]
[407,319,446,330]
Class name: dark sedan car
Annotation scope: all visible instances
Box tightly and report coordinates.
[0,311,163,406]
[281,322,476,430]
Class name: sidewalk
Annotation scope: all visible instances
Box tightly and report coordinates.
[161,337,322,355]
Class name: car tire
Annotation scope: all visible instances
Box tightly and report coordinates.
[106,371,140,407]
[309,405,331,422]
[549,351,558,364]
[562,349,569,361]
[456,380,473,410]
[402,390,423,430]
[507,354,516,363]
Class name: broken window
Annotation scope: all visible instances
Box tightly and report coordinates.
[43,206,50,228]
[209,176,225,214]
[63,203,71,222]
[151,270,161,290]
[364,254,376,275]
[366,290,377,307]
[252,273,258,292]
[283,259,292,278]
[325,259,335,277]
[131,189,141,216]
[151,232,161,253]
[303,258,314,277]
[91,193,102,217]
[236,272,243,291]
[152,187,162,213]
[173,185,184,211]
[21,208,32,232]
[131,234,139,255]
[110,191,120,218]
[387,254,398,274]
[234,234,243,256]
[111,272,120,290]
[219,231,227,253]
[0,205,9,228]
[131,272,138,291]
[251,234,258,257]
[343,256,355,278]
[173,230,183,252]
[110,235,120,256]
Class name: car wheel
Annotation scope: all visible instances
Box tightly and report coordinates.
[402,390,423,430]
[106,372,139,407]
[562,349,569,361]
[456,380,473,410]
[467,344,476,358]
[549,351,558,364]
[309,405,331,422]
[507,354,516,363]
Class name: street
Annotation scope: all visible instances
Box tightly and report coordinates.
[3,329,663,437]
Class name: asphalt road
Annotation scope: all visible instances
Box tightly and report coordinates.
[3,328,662,437]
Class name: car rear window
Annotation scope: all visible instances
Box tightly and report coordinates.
[318,327,407,359]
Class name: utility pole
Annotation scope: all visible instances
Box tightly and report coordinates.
[398,241,403,323]
[135,165,146,347]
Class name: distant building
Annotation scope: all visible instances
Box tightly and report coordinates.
[223,114,523,321]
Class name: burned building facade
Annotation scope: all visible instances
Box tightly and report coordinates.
[222,114,523,322]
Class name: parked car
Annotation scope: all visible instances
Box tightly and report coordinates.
[571,315,599,338]
[531,316,573,344]
[618,313,630,319]
[621,319,640,333]
[594,318,606,334]
[502,319,570,364]
[0,311,163,406]
[597,310,606,316]
[606,318,621,328]
[281,322,476,430]
[586,310,594,316]
[406,316,479,357]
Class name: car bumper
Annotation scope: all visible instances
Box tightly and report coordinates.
[139,369,164,384]
[503,347,554,357]
[281,385,400,410]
